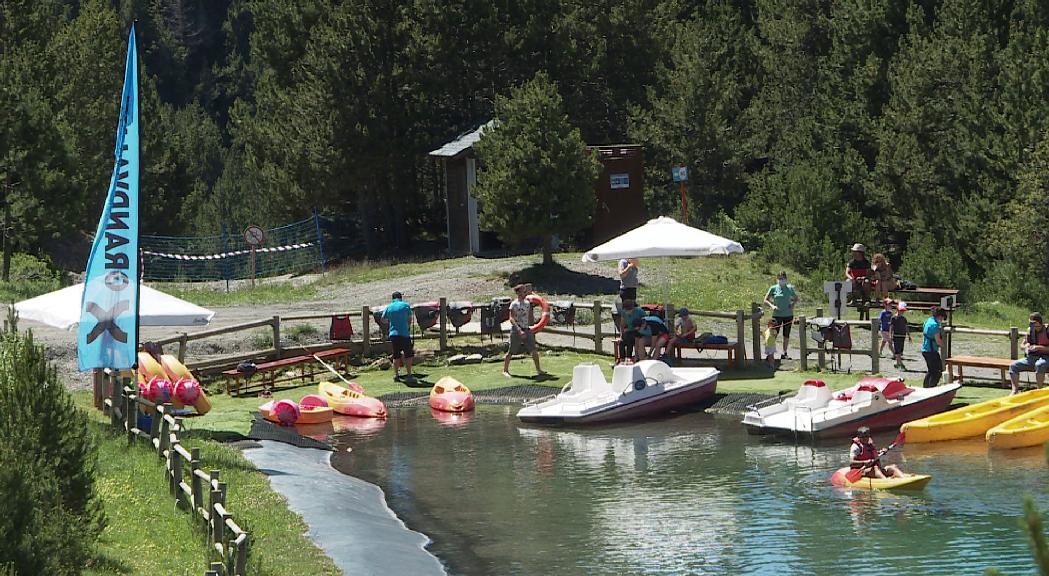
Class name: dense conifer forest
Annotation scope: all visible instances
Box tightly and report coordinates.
[3,0,1049,307]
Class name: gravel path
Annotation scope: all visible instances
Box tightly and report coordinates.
[25,255,1018,392]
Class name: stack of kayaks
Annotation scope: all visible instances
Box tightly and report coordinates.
[986,403,1049,449]
[829,468,933,491]
[901,388,1049,443]
[136,352,211,415]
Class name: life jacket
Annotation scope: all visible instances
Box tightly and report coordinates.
[850,437,878,468]
[1029,327,1049,349]
[848,259,870,279]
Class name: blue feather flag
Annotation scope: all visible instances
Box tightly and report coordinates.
[78,25,140,370]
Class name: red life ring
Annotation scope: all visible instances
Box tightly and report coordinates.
[525,294,551,334]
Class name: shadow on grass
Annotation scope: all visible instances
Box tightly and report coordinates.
[89,550,133,574]
[504,262,619,295]
[182,429,249,443]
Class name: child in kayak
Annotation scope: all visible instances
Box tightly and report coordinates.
[850,426,907,479]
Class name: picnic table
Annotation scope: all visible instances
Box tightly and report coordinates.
[222,347,352,397]
[889,287,960,311]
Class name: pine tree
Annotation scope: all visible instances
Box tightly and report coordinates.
[473,72,600,264]
[0,318,105,574]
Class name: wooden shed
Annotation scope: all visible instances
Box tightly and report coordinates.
[429,122,646,254]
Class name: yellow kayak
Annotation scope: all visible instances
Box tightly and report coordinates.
[902,388,1049,443]
[830,467,932,491]
[986,403,1049,449]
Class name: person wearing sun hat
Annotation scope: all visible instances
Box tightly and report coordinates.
[845,243,872,305]
[889,301,912,370]
[666,307,698,360]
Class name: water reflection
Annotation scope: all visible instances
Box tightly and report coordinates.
[329,407,1048,576]
[431,407,474,428]
[332,415,387,437]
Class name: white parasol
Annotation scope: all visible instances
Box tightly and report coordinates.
[582,217,745,308]
[13,283,214,330]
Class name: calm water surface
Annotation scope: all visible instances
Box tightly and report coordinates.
[329,407,1048,575]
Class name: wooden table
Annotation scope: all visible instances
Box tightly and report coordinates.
[890,287,960,309]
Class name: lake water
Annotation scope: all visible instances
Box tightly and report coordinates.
[329,406,1047,575]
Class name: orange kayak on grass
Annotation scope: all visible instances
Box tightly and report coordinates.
[259,396,334,426]
[429,376,475,413]
[318,381,387,418]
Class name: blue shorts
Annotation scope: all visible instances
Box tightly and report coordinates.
[1010,355,1049,376]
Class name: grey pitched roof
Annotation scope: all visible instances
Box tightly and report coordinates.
[428,120,495,158]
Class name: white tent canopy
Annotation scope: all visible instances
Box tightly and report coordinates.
[582,217,744,262]
[13,283,215,331]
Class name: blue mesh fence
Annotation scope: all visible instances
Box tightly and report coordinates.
[140,215,327,282]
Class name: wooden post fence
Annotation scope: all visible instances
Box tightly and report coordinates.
[111,386,249,575]
[593,300,604,354]
[362,305,371,356]
[438,297,448,353]
[798,315,808,371]
[735,309,746,364]
[750,303,761,366]
[870,318,880,373]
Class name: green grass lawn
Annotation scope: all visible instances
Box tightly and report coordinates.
[76,393,340,576]
[188,339,1010,438]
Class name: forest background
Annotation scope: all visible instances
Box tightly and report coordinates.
[4,0,1049,309]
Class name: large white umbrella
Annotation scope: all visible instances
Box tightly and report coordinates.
[13,283,215,330]
[582,217,744,308]
[582,216,744,262]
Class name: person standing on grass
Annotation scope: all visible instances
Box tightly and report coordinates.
[921,307,947,388]
[878,298,894,357]
[503,284,546,378]
[619,299,645,362]
[763,271,798,359]
[890,302,912,370]
[382,292,414,382]
[1008,312,1049,395]
[763,318,779,369]
[618,258,640,302]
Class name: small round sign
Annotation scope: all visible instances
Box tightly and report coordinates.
[244,225,266,247]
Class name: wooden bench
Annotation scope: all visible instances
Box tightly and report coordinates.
[674,341,739,369]
[945,355,1013,386]
[222,347,352,397]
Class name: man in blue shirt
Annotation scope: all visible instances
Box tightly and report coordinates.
[381,292,414,382]
[921,307,947,388]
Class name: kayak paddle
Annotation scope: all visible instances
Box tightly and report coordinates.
[845,430,907,483]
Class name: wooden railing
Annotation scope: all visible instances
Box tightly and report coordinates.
[148,297,1030,376]
[99,372,248,576]
[152,298,757,371]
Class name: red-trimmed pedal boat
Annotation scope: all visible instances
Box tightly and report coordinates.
[429,377,476,413]
[741,377,959,439]
[516,360,718,425]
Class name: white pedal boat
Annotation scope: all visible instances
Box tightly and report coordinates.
[741,376,960,439]
[517,360,718,425]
